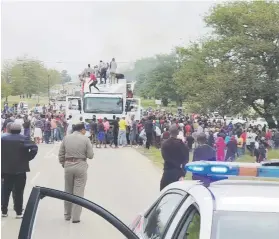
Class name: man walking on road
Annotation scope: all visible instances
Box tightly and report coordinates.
[58,123,94,223]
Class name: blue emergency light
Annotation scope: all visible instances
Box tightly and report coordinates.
[185,161,279,178]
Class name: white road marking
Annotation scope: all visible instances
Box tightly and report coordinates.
[43,144,58,158]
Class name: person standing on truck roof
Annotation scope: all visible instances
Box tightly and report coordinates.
[88,72,99,92]
[82,64,94,77]
[110,58,117,84]
[99,61,107,84]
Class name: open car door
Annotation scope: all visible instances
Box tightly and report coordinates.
[19,186,139,239]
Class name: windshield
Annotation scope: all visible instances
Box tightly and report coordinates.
[84,97,123,114]
[211,211,279,239]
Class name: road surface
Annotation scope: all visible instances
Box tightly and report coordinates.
[1,143,161,239]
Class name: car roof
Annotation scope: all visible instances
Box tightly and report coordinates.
[208,180,279,212]
[166,180,279,213]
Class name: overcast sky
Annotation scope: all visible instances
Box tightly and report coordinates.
[1,1,218,77]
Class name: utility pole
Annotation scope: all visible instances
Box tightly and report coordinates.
[48,74,50,104]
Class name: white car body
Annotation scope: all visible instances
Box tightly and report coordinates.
[131,177,279,239]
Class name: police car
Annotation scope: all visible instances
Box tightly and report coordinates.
[18,161,279,239]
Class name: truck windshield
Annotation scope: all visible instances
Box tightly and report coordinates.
[84,97,123,114]
[211,211,279,239]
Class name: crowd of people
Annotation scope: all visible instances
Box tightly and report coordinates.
[2,101,279,209]
[99,111,279,163]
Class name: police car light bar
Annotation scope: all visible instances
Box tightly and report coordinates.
[185,161,279,178]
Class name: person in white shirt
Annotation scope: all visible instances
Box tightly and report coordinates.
[246,129,257,156]
[197,124,204,134]
[14,115,24,135]
[110,58,117,84]
[99,61,107,84]
[66,115,73,135]
[82,64,94,77]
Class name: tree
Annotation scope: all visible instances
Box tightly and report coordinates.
[61,70,72,83]
[203,0,279,127]
[144,54,183,106]
[130,54,184,106]
[1,81,12,101]
[174,1,279,127]
[1,57,62,99]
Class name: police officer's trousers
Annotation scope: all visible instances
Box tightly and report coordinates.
[64,161,88,221]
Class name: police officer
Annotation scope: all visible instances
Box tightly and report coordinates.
[58,123,94,223]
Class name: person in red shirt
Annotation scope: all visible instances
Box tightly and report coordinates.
[184,122,192,136]
[88,72,99,92]
[127,90,133,98]
[265,130,272,148]
[240,130,247,153]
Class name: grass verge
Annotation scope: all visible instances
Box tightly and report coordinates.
[2,95,49,108]
[137,147,279,181]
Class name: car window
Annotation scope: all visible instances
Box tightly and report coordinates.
[176,204,201,239]
[211,211,279,239]
[186,212,200,239]
[143,193,183,239]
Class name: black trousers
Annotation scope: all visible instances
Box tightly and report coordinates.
[1,179,16,208]
[146,132,153,149]
[100,69,107,84]
[1,173,26,215]
[113,132,118,147]
[160,169,184,191]
[89,81,99,92]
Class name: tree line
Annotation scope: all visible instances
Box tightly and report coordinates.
[124,1,279,128]
[1,57,72,101]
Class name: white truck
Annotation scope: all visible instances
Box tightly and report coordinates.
[65,76,142,123]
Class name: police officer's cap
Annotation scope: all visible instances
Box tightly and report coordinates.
[74,123,85,131]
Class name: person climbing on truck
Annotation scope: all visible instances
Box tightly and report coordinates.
[88,72,100,92]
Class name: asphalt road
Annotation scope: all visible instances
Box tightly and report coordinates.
[1,143,162,239]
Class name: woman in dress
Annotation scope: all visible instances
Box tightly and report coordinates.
[215,136,226,161]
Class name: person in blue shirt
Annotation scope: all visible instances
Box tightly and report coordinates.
[192,133,216,180]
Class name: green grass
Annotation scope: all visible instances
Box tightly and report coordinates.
[140,98,190,114]
[137,147,279,181]
[2,95,49,108]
